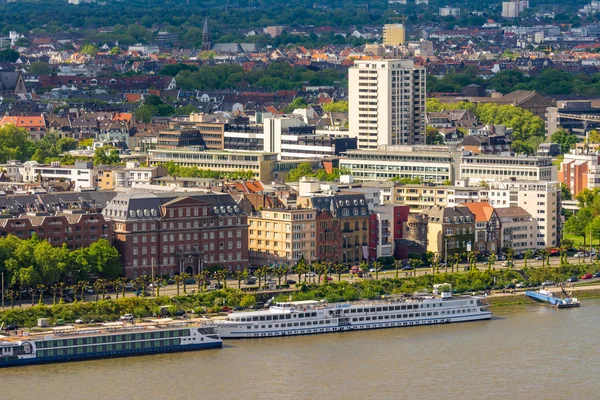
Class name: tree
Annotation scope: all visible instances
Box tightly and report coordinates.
[233,270,248,290]
[240,294,256,309]
[523,250,533,268]
[393,259,402,278]
[322,100,348,113]
[286,162,315,182]
[551,129,578,154]
[0,48,19,62]
[283,97,308,113]
[109,46,121,55]
[292,261,308,284]
[0,124,35,164]
[213,269,228,289]
[180,272,191,293]
[173,274,184,296]
[114,277,126,300]
[273,266,287,286]
[27,61,52,76]
[426,127,444,145]
[487,253,497,271]
[561,183,572,201]
[332,263,347,281]
[80,43,99,57]
[87,239,122,277]
[372,261,383,280]
[409,259,422,276]
[565,208,592,245]
[93,146,120,166]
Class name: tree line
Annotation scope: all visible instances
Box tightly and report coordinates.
[0,125,78,164]
[0,235,121,294]
[161,160,254,180]
[429,68,600,96]
[175,62,344,91]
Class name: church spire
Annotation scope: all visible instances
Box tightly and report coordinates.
[201,16,212,51]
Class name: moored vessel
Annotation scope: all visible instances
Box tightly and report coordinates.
[215,285,491,339]
[525,289,580,308]
[0,319,221,367]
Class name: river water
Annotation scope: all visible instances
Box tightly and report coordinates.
[3,300,600,400]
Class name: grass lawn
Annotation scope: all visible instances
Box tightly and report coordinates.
[563,232,588,248]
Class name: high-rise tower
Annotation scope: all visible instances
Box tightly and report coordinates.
[348,59,426,149]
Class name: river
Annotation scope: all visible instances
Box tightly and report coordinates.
[3,300,600,400]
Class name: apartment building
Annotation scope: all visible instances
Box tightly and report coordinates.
[0,210,110,249]
[147,149,278,181]
[96,162,167,190]
[298,194,371,265]
[559,149,600,197]
[341,146,453,183]
[460,153,556,184]
[20,161,97,190]
[383,24,406,46]
[496,207,536,254]
[424,205,475,258]
[348,59,426,149]
[248,208,316,266]
[462,202,500,255]
[102,192,249,278]
[439,6,460,16]
[392,184,450,213]
[487,181,561,248]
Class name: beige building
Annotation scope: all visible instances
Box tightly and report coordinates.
[383,24,406,46]
[148,149,278,181]
[248,209,316,266]
[392,184,450,213]
[496,207,536,254]
[348,59,426,149]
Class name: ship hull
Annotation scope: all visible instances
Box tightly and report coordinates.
[219,312,492,339]
[0,342,222,368]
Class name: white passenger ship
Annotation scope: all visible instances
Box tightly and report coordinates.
[216,287,491,339]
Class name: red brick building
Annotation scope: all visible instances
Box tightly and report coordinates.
[102,192,249,278]
[316,210,340,263]
[0,210,110,248]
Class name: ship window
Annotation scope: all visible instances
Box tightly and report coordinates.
[266,316,271,321]
[259,316,265,321]
[294,322,299,326]
[359,317,364,321]
[384,315,389,319]
[311,312,317,317]
[376,307,381,312]
[409,314,414,317]
[300,322,305,326]
[286,315,291,319]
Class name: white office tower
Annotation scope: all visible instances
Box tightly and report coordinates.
[349,59,426,150]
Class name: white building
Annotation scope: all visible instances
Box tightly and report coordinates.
[348,59,426,150]
[460,153,556,185]
[340,146,453,183]
[20,161,97,190]
[439,7,460,17]
[496,207,537,254]
[487,181,561,249]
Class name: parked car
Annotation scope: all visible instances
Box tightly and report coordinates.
[541,280,555,286]
[124,282,134,289]
[515,282,525,288]
[582,273,593,280]
[567,276,578,283]
[120,314,134,321]
[595,272,600,278]
[402,266,414,270]
[286,279,297,285]
[534,255,543,260]
[307,272,316,277]
[245,278,257,285]
[321,276,333,281]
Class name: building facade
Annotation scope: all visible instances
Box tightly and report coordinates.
[102,192,249,278]
[383,24,406,46]
[348,59,426,149]
[248,208,316,267]
[341,146,453,183]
